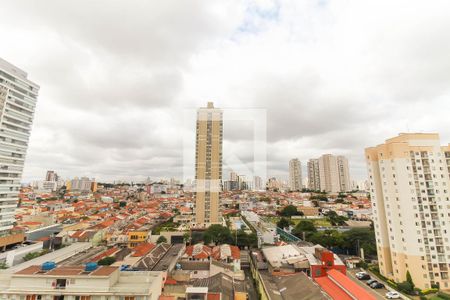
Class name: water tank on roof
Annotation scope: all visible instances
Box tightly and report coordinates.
[41,261,56,271]
[85,262,98,272]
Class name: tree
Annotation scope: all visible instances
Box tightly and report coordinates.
[235,230,258,248]
[324,211,348,226]
[183,232,191,244]
[0,261,8,269]
[341,227,376,256]
[98,256,116,266]
[309,230,344,248]
[119,201,127,208]
[406,270,415,289]
[277,217,292,229]
[292,220,317,239]
[203,224,232,245]
[157,236,167,244]
[280,205,300,217]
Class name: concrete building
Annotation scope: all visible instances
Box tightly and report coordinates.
[307,159,321,191]
[45,170,59,182]
[253,176,263,191]
[289,158,302,191]
[318,154,340,193]
[68,177,95,192]
[366,133,450,289]
[194,102,223,227]
[317,154,351,193]
[0,58,39,245]
[0,264,163,299]
[337,155,351,192]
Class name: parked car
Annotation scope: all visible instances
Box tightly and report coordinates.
[370,282,385,289]
[366,279,378,286]
[356,273,370,280]
[385,291,400,299]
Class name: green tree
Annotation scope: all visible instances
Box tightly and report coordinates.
[309,230,344,248]
[98,256,116,266]
[119,201,127,207]
[406,270,415,289]
[0,261,8,269]
[157,236,167,244]
[341,227,376,256]
[292,220,317,239]
[324,211,348,226]
[203,224,232,245]
[280,205,302,217]
[276,217,292,229]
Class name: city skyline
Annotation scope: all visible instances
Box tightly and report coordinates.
[2,1,450,184]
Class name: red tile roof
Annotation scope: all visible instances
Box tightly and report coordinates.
[132,242,156,257]
[315,269,376,300]
[91,247,119,262]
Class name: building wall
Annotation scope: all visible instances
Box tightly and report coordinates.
[366,133,450,289]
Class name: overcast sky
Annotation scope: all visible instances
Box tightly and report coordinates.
[2,0,450,183]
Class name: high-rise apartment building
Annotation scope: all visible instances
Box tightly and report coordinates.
[366,133,450,289]
[307,159,321,191]
[318,154,341,193]
[253,176,263,191]
[0,58,39,244]
[45,170,59,182]
[289,158,302,191]
[337,155,351,192]
[194,102,223,227]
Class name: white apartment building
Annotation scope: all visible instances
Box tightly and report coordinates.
[0,58,39,238]
[289,158,302,191]
[366,133,450,289]
[0,264,163,300]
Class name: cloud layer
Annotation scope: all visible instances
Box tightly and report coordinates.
[1,0,450,183]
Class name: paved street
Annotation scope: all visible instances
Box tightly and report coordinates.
[347,269,388,300]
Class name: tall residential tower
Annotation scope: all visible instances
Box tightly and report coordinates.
[366,133,450,289]
[307,159,321,191]
[289,158,302,191]
[194,102,223,227]
[0,58,39,247]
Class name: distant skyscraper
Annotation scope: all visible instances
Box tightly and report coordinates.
[194,102,223,226]
[307,159,321,191]
[366,133,450,289]
[289,158,302,191]
[45,170,58,182]
[253,176,263,191]
[337,156,351,192]
[229,171,238,182]
[0,58,39,242]
[318,154,340,193]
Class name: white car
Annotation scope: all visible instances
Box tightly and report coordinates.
[385,291,400,299]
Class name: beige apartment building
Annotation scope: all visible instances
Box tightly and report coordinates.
[318,154,340,193]
[289,158,302,191]
[194,102,223,227]
[366,133,450,289]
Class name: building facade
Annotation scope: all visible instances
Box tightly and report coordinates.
[337,155,351,192]
[194,102,223,227]
[318,154,341,193]
[366,133,450,289]
[289,158,302,191]
[0,58,39,240]
[307,159,321,191]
